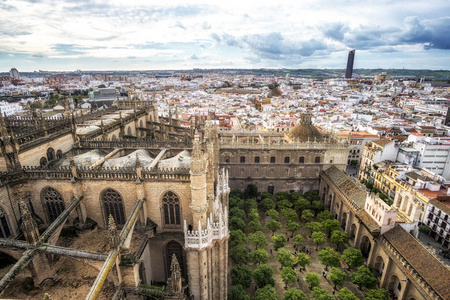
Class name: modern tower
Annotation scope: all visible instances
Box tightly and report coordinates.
[9,68,20,80]
[345,50,355,79]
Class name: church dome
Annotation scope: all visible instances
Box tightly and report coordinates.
[286,113,323,142]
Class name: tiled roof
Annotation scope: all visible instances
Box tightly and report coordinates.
[372,139,393,147]
[429,198,450,214]
[356,210,380,233]
[383,226,450,299]
[323,166,366,209]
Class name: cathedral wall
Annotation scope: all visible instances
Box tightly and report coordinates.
[141,181,192,233]
[17,133,73,167]
[0,185,19,236]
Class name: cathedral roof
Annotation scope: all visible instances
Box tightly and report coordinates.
[58,149,107,167]
[103,149,154,168]
[158,150,191,169]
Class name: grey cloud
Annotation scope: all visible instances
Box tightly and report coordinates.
[322,23,348,41]
[211,33,221,43]
[31,54,45,58]
[213,32,328,60]
[202,21,211,30]
[321,16,450,51]
[191,53,199,59]
[174,22,186,30]
[400,16,450,49]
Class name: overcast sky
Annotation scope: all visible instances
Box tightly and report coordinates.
[1,0,450,71]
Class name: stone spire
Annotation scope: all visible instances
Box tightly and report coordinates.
[43,293,53,300]
[168,254,182,295]
[108,215,119,249]
[20,200,40,245]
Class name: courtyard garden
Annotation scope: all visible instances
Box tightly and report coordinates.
[228,184,390,300]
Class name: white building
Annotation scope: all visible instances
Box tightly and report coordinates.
[0,101,23,116]
[408,135,450,180]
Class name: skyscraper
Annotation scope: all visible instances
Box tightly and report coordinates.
[345,50,355,79]
[9,68,20,80]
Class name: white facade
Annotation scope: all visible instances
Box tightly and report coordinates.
[408,135,450,180]
[0,101,23,116]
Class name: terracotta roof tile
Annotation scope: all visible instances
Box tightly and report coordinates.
[383,226,450,299]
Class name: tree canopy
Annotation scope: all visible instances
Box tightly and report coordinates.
[272,234,287,250]
[281,267,297,288]
[363,288,390,300]
[311,287,334,300]
[322,219,341,237]
[250,231,268,249]
[295,253,311,269]
[330,230,349,251]
[228,284,250,300]
[254,284,278,300]
[350,266,378,290]
[267,219,281,236]
[230,244,249,265]
[311,231,327,250]
[283,288,307,300]
[293,234,304,248]
[301,209,315,222]
[229,229,247,247]
[276,248,294,268]
[251,249,269,265]
[341,248,364,270]
[318,247,340,270]
[337,287,359,300]
[253,265,275,288]
[305,272,320,289]
[328,267,347,289]
[230,265,252,288]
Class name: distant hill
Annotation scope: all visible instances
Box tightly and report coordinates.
[1,68,450,79]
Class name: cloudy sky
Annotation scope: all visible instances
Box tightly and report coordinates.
[1,0,449,71]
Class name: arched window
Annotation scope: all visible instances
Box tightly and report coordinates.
[42,187,65,223]
[47,148,55,161]
[0,206,11,238]
[56,150,63,159]
[102,188,125,226]
[40,157,48,167]
[127,127,132,135]
[162,191,180,226]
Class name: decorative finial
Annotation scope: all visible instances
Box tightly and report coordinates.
[108,215,119,248]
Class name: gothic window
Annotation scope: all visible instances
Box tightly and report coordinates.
[42,187,65,223]
[163,191,181,226]
[47,148,55,161]
[40,157,48,167]
[315,156,321,163]
[270,156,276,163]
[102,188,126,226]
[254,156,260,163]
[299,156,305,163]
[0,206,11,238]
[56,150,63,159]
[240,156,245,163]
[127,127,132,135]
[284,156,290,164]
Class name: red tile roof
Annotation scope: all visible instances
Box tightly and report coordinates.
[383,226,450,299]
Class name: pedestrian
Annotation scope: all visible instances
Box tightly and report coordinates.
[270,248,272,255]
[297,276,299,282]
[323,271,326,277]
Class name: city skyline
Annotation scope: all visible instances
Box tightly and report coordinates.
[1,0,450,71]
